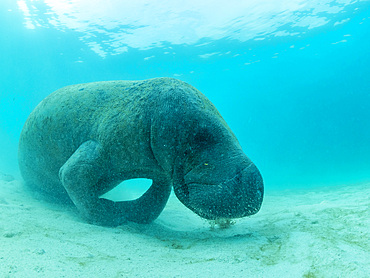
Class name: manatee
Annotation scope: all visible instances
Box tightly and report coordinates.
[18,77,263,226]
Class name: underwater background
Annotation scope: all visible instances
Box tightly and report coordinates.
[0,0,369,190]
[1,1,370,277]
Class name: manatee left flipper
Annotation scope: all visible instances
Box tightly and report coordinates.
[59,140,122,226]
[59,140,172,226]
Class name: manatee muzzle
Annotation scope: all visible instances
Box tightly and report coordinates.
[174,163,264,220]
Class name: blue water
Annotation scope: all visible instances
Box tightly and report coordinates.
[0,0,369,189]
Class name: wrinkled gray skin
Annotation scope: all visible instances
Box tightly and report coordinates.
[19,78,264,226]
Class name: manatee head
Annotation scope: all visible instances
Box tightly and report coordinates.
[149,83,264,221]
[172,119,264,220]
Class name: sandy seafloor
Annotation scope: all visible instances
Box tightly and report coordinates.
[0,173,369,278]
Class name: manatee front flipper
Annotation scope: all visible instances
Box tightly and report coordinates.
[59,140,171,226]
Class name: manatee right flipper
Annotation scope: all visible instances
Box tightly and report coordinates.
[59,140,172,226]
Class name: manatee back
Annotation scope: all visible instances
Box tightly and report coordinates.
[18,80,141,196]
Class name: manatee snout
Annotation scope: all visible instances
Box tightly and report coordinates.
[174,161,264,220]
